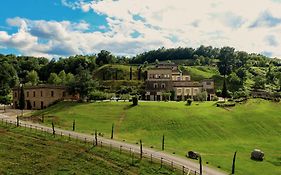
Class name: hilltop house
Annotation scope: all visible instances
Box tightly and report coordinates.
[12,85,78,110]
[145,63,215,101]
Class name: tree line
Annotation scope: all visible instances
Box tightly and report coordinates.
[1,45,281,106]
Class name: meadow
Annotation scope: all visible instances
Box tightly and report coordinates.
[0,124,179,175]
[29,99,281,175]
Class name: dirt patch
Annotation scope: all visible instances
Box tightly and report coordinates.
[115,112,126,135]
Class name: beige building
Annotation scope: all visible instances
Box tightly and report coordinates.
[145,63,215,101]
[13,85,77,110]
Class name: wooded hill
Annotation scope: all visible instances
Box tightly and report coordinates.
[1,45,281,103]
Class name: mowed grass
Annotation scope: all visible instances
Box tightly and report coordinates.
[0,125,179,175]
[30,99,281,175]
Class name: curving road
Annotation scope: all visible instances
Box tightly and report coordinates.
[0,111,227,175]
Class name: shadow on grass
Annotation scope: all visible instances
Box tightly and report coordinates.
[267,157,281,166]
[123,104,137,110]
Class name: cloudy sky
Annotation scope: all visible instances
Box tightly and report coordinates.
[0,0,281,58]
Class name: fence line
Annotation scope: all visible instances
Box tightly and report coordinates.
[0,118,200,175]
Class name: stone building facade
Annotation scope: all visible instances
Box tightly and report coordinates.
[145,63,215,101]
[13,85,77,110]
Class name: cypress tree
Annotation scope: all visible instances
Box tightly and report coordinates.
[222,77,228,101]
[19,85,25,116]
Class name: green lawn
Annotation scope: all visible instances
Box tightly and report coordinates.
[0,125,179,175]
[29,99,281,175]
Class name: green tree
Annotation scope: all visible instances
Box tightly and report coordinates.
[222,78,228,100]
[96,50,115,66]
[218,47,235,76]
[26,70,39,85]
[227,72,243,91]
[253,75,266,89]
[48,73,62,85]
[65,73,75,84]
[58,70,67,84]
[70,69,98,101]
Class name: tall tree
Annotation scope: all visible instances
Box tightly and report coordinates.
[222,78,228,100]
[96,50,115,66]
[218,47,235,76]
[19,85,25,116]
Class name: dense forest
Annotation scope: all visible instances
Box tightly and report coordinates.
[1,45,281,105]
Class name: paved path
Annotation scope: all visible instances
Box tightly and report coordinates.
[0,112,227,175]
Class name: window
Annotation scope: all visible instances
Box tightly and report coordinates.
[15,92,17,98]
[153,83,158,88]
[33,101,36,108]
[185,88,190,95]
[63,91,66,97]
[161,83,166,88]
[26,91,29,97]
[206,82,211,85]
[51,91,54,97]
[155,74,158,78]
[33,91,36,97]
[41,91,43,97]
[177,88,182,94]
[177,76,181,81]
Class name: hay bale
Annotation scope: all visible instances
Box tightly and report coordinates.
[251,149,264,161]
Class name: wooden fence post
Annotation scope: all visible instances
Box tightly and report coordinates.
[52,122,55,137]
[199,156,202,175]
[72,119,75,131]
[95,130,98,146]
[140,139,143,159]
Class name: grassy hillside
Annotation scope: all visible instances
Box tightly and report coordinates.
[0,125,179,175]
[183,66,219,81]
[28,99,281,175]
[93,64,139,80]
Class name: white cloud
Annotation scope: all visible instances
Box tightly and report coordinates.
[1,0,281,58]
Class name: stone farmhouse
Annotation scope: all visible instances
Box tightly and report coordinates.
[145,63,215,101]
[12,85,77,110]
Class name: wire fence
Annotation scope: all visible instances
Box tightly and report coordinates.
[1,118,200,175]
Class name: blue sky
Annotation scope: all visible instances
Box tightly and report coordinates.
[0,0,281,58]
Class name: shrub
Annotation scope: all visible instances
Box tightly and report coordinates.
[193,91,207,102]
[216,102,236,107]
[89,91,107,101]
[132,96,138,106]
[186,99,193,106]
[212,96,219,101]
